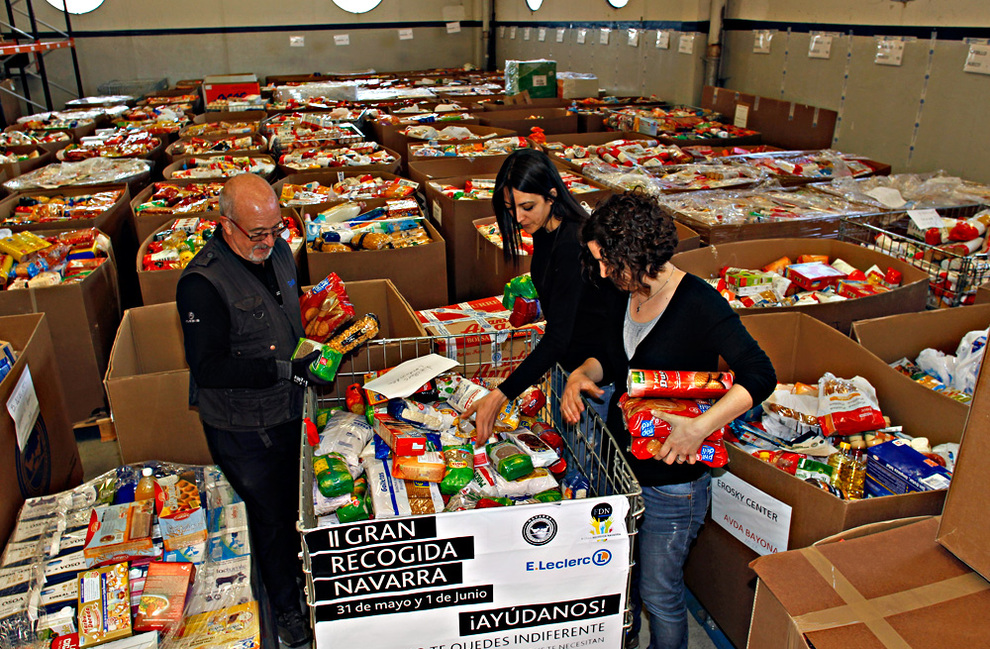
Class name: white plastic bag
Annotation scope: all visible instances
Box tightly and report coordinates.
[950,328,988,395]
[916,348,955,386]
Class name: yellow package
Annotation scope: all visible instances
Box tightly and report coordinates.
[0,232,50,261]
[391,452,446,483]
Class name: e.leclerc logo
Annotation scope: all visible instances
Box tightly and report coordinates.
[525,548,613,572]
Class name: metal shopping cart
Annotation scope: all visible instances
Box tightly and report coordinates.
[296,331,643,649]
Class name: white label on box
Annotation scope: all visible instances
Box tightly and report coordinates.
[907,208,944,230]
[809,33,833,59]
[964,43,990,75]
[0,592,27,620]
[334,34,350,46]
[712,472,792,556]
[865,186,908,209]
[398,28,414,41]
[509,26,517,40]
[7,366,39,453]
[556,28,566,43]
[577,28,587,44]
[532,74,547,87]
[679,33,696,55]
[627,29,639,47]
[522,27,530,41]
[733,104,750,128]
[289,35,304,47]
[600,28,610,45]
[875,38,905,66]
[656,30,670,49]
[446,21,461,34]
[538,27,546,42]
[753,30,773,54]
[432,200,442,226]
[499,26,506,38]
[311,499,630,649]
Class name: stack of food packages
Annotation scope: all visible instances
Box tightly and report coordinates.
[263,114,365,152]
[817,172,990,211]
[0,148,40,165]
[388,102,471,117]
[377,111,473,126]
[657,186,874,226]
[731,371,955,501]
[584,161,767,194]
[706,254,903,308]
[409,136,529,159]
[143,94,199,106]
[115,106,191,135]
[435,172,595,202]
[326,174,417,201]
[683,144,781,160]
[0,131,70,147]
[180,121,259,138]
[135,183,224,217]
[726,150,880,181]
[890,328,988,404]
[0,463,261,649]
[1,189,123,226]
[141,215,302,272]
[57,130,160,162]
[542,137,693,169]
[310,374,588,524]
[169,134,266,157]
[16,115,95,132]
[279,181,337,207]
[4,158,151,192]
[476,221,534,255]
[858,207,990,306]
[603,106,758,141]
[305,198,430,253]
[168,156,274,180]
[0,228,110,290]
[603,105,721,132]
[279,143,398,172]
[204,96,267,112]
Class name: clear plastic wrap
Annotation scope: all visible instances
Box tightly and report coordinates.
[3,158,152,191]
[658,185,874,226]
[818,171,990,210]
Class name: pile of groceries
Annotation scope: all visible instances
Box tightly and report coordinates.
[890,327,988,403]
[731,372,956,500]
[305,199,431,253]
[707,254,903,308]
[0,228,111,290]
[0,463,259,649]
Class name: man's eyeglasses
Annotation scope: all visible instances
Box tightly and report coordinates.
[224,216,287,242]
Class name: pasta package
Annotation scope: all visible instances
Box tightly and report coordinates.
[391,452,446,483]
[626,370,734,399]
[817,373,886,437]
[367,459,444,518]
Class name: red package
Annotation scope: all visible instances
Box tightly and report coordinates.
[620,394,726,439]
[518,386,546,417]
[300,272,355,342]
[626,370,734,399]
[817,373,886,437]
[629,436,728,467]
[509,296,540,327]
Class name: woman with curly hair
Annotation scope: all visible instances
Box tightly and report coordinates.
[464,148,617,444]
[561,190,775,649]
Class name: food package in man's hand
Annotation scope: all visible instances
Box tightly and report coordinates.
[626,370,734,399]
[300,272,355,342]
[293,338,343,382]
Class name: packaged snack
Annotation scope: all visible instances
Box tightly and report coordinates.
[299,273,354,342]
[291,338,342,382]
[345,383,365,414]
[313,452,354,498]
[507,429,559,469]
[629,436,729,467]
[181,601,260,649]
[387,398,455,431]
[374,415,429,456]
[77,562,132,647]
[784,261,847,292]
[865,439,952,496]
[83,501,156,567]
[817,373,886,437]
[391,452,446,483]
[620,394,726,439]
[626,370,734,399]
[439,444,475,495]
[134,561,195,633]
[154,472,202,517]
[517,386,546,417]
[487,440,534,481]
[327,313,380,354]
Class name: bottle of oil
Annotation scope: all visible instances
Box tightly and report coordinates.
[827,442,853,495]
[846,449,867,500]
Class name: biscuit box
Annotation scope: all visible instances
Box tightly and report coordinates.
[77,562,132,647]
[865,439,953,497]
[83,500,156,567]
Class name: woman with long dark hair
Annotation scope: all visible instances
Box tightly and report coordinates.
[464,148,615,443]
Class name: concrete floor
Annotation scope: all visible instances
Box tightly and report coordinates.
[75,430,722,649]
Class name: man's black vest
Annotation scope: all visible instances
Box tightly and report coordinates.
[181,233,305,431]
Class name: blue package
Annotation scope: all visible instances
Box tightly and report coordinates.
[372,434,390,460]
[866,439,952,497]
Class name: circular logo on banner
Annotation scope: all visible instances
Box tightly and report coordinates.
[522,514,558,546]
[592,549,612,566]
[16,414,51,497]
[591,502,613,523]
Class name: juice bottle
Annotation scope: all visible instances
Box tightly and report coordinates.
[134,467,156,501]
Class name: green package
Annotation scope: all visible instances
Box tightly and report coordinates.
[488,440,534,481]
[313,452,353,498]
[533,489,563,503]
[502,274,539,310]
[795,457,834,483]
[336,475,369,523]
[292,338,343,382]
[440,445,475,495]
[505,59,558,99]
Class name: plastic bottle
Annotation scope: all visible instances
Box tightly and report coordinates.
[134,467,156,501]
[827,442,853,494]
[846,449,867,500]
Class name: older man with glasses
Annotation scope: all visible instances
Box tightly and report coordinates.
[176,173,326,648]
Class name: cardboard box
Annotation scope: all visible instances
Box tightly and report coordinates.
[306,212,447,311]
[536,131,662,172]
[407,156,509,190]
[406,125,518,163]
[164,133,268,164]
[505,60,557,99]
[133,561,195,633]
[557,73,599,99]
[850,304,990,415]
[272,170,412,217]
[0,145,52,179]
[0,313,82,549]
[129,178,224,245]
[105,280,426,464]
[162,153,277,182]
[671,238,929,334]
[748,517,990,649]
[426,171,611,302]
[478,107,579,136]
[376,116,482,171]
[682,312,964,649]
[201,73,260,104]
[0,232,121,423]
[83,499,156,566]
[189,110,267,127]
[470,216,534,300]
[77,562,133,647]
[275,145,403,178]
[136,208,304,306]
[938,344,990,582]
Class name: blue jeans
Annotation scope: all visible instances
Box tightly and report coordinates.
[629,473,711,649]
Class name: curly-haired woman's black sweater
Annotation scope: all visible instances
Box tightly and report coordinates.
[497,218,617,400]
[600,273,777,486]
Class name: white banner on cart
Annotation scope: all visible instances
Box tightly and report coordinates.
[711,472,791,556]
[309,496,630,649]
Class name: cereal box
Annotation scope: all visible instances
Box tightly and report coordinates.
[77,562,132,647]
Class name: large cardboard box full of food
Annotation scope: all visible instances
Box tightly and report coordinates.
[938,350,990,582]
[130,178,224,245]
[505,60,557,99]
[0,313,83,548]
[683,312,965,649]
[0,230,121,423]
[478,107,578,136]
[748,517,990,649]
[201,73,261,104]
[671,237,929,334]
[407,156,508,191]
